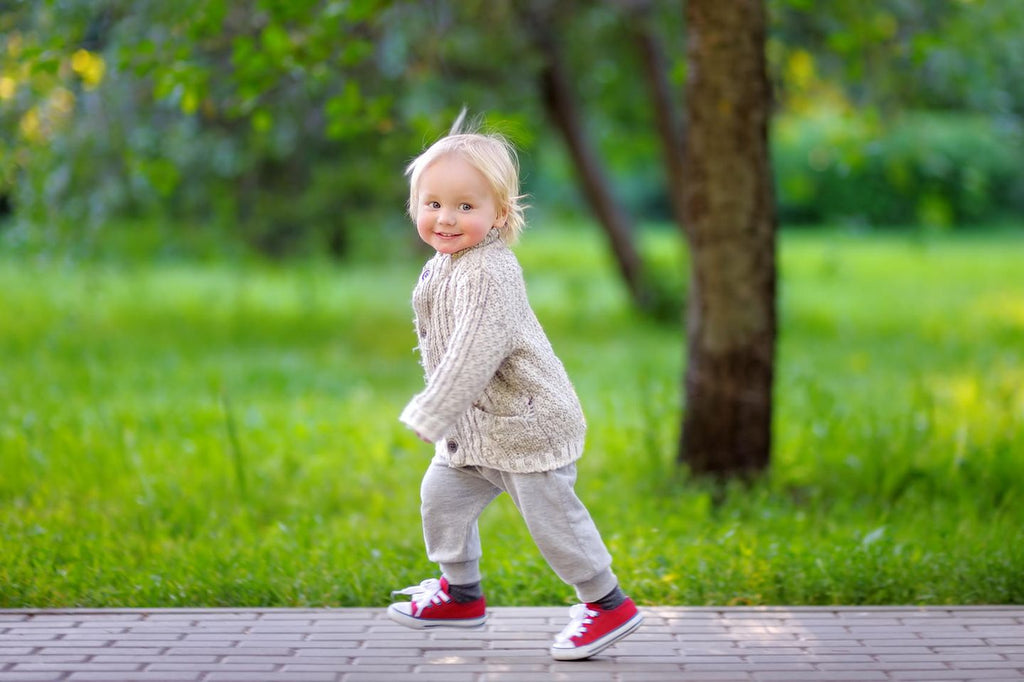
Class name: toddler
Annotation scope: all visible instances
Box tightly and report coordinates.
[388,115,642,661]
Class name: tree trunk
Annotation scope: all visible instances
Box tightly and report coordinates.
[678,0,777,477]
[522,9,652,311]
[630,14,689,236]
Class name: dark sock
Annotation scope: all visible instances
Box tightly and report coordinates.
[447,580,483,603]
[590,585,627,610]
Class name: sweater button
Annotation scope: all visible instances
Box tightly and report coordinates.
[446,439,458,453]
[418,326,426,337]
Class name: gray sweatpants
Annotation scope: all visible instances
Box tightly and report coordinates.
[419,456,618,603]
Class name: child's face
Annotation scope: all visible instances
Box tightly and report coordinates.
[414,154,505,255]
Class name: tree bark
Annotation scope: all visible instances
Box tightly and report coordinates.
[678,0,777,477]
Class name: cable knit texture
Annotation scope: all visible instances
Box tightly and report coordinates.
[399,229,587,473]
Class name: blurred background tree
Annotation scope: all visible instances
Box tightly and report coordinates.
[3,0,1020,259]
[768,0,1024,228]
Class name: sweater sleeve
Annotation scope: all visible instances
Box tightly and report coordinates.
[399,268,514,443]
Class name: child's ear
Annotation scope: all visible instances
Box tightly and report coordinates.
[494,208,509,228]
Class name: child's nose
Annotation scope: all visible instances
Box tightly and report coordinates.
[439,209,456,224]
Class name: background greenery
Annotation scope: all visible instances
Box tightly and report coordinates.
[2,226,1022,607]
[2,0,1023,254]
[2,1,1024,606]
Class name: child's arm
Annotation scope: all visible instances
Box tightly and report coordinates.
[400,270,514,443]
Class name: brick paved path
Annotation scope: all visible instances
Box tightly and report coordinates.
[2,606,1022,681]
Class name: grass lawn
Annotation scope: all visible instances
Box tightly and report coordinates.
[1,224,1022,607]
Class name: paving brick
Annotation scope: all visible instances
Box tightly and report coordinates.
[221,655,347,666]
[94,655,219,664]
[686,662,816,673]
[937,646,1021,655]
[51,647,165,657]
[163,646,294,657]
[250,625,367,634]
[0,648,43,656]
[417,662,550,672]
[0,606,1022,680]
[621,674,749,682]
[969,626,1024,637]
[346,674,474,682]
[1,634,61,643]
[6,628,106,637]
[151,613,256,621]
[350,655,425,666]
[303,634,381,644]
[808,645,934,655]
[677,646,746,656]
[92,639,184,648]
[130,626,248,634]
[878,653,1005,663]
[747,654,874,664]
[147,663,278,672]
[14,662,143,672]
[68,673,201,681]
[2,620,78,629]
[202,671,329,675]
[887,671,984,680]
[818,661,950,671]
[754,673,887,681]
[472,674,596,682]
[0,654,87,664]
[948,660,1024,670]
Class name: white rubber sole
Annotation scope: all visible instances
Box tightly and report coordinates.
[386,603,487,629]
[550,612,644,661]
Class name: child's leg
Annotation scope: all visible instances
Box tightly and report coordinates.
[420,458,501,586]
[489,463,618,603]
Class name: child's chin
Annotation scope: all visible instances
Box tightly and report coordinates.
[433,239,465,253]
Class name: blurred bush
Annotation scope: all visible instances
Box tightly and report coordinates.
[772,109,1024,229]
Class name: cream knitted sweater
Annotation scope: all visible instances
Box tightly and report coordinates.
[399,229,586,473]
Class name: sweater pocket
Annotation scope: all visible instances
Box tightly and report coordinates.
[470,396,551,453]
[471,395,535,436]
[472,390,535,419]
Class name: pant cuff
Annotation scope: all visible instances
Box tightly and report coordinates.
[574,568,618,603]
[440,561,482,586]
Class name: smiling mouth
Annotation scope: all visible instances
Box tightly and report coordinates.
[436,232,461,238]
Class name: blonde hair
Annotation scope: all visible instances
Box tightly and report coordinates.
[406,113,526,245]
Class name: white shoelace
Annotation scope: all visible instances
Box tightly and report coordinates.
[390,578,451,611]
[554,603,597,643]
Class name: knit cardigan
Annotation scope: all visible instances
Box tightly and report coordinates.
[399,229,586,473]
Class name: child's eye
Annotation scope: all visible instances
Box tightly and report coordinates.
[459,203,473,211]
[427,201,441,209]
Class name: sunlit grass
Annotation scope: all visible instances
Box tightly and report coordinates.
[1,226,1022,607]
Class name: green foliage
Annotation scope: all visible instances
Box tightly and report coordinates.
[2,226,1023,606]
[3,0,1024,260]
[765,0,1024,228]
[773,110,1024,228]
[1,0,416,257]
[769,0,1024,115]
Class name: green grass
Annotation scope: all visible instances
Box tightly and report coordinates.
[1,225,1023,607]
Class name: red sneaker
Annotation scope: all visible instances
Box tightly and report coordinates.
[387,577,487,629]
[550,598,643,660]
